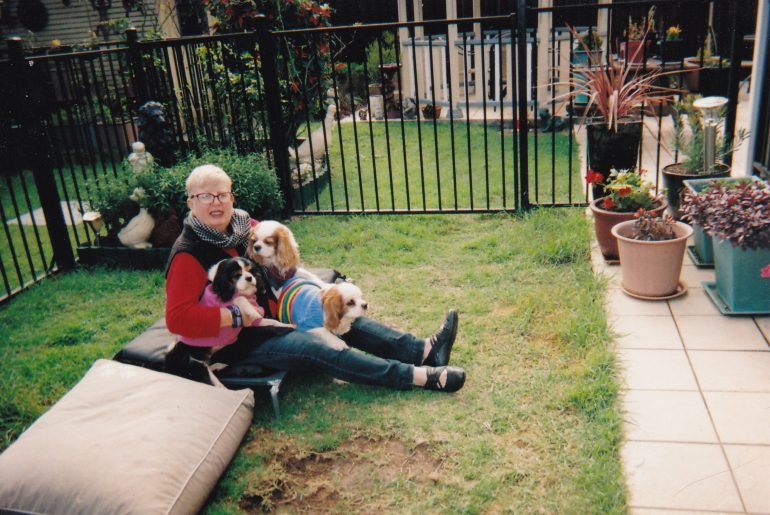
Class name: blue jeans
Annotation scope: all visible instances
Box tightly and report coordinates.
[216,317,426,390]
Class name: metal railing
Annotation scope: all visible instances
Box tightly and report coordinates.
[0,0,753,301]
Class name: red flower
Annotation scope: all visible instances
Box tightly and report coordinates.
[585,169,604,185]
[335,63,347,71]
[602,197,615,209]
[761,264,770,279]
[617,186,632,197]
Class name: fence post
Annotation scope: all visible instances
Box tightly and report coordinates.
[255,15,293,216]
[723,1,744,168]
[7,38,76,271]
[515,0,530,210]
[126,28,148,104]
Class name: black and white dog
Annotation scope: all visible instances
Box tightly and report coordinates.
[166,257,292,385]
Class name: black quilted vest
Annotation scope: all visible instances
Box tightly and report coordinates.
[165,224,275,317]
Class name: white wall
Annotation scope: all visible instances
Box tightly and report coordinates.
[745,0,769,176]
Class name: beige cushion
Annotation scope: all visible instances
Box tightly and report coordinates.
[0,359,254,515]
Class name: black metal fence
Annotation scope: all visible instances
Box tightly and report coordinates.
[0,0,754,301]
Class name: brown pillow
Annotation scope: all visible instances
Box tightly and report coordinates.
[0,359,254,514]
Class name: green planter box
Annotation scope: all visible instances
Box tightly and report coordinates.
[682,176,763,267]
[704,239,770,315]
[78,246,172,270]
[688,223,715,267]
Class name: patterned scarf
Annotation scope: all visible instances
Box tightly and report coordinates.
[187,208,251,249]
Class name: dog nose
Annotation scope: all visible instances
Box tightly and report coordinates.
[245,275,253,282]
[362,302,368,310]
[253,244,261,252]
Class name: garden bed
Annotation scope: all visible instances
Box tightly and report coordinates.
[77,246,171,270]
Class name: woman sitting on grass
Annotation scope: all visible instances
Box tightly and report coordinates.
[164,164,466,392]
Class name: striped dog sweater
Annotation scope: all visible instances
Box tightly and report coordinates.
[277,277,324,332]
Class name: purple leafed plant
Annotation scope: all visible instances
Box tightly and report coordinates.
[681,179,770,250]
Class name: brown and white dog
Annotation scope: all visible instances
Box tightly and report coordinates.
[248,220,366,351]
[277,277,368,351]
[247,220,327,295]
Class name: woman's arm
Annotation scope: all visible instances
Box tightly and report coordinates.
[165,253,234,337]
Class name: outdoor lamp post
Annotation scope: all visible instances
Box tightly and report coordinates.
[693,96,728,174]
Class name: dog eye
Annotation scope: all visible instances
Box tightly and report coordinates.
[346,299,356,306]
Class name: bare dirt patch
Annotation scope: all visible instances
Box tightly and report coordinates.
[239,434,443,513]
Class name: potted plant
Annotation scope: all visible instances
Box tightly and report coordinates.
[558,17,677,199]
[662,95,747,218]
[680,178,718,267]
[588,168,667,261]
[683,31,730,96]
[658,25,684,63]
[422,104,442,120]
[681,177,770,314]
[612,209,692,299]
[620,11,654,65]
[93,96,138,153]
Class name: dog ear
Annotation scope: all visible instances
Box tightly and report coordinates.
[245,229,258,262]
[275,226,300,271]
[208,260,223,283]
[322,287,344,332]
[210,259,237,302]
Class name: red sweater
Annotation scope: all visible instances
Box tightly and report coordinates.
[165,248,238,339]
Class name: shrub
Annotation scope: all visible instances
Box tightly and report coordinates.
[164,148,285,220]
[88,148,284,243]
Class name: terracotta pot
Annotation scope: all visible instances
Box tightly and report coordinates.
[590,197,667,260]
[620,40,651,64]
[612,220,693,298]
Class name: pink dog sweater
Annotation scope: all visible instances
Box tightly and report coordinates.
[181,285,265,347]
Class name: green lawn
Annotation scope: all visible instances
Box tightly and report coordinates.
[295,122,584,212]
[1,165,108,298]
[0,211,624,513]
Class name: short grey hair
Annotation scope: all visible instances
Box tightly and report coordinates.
[185,164,232,195]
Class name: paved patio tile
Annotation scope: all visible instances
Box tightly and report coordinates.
[668,289,722,316]
[704,392,770,444]
[679,265,715,289]
[689,351,770,392]
[617,349,698,391]
[623,441,743,512]
[606,289,672,316]
[612,315,683,349]
[631,509,743,515]
[676,315,769,351]
[724,445,770,514]
[756,317,770,342]
[623,390,717,443]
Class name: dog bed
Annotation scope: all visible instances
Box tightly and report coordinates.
[0,359,254,515]
[114,318,288,418]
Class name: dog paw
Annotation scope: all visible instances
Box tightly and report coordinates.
[329,341,349,351]
[233,296,260,320]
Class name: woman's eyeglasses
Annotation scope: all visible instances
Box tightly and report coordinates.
[189,192,234,204]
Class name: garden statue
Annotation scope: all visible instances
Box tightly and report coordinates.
[127,141,154,174]
[117,187,155,249]
[401,97,417,119]
[137,101,177,167]
[289,104,337,170]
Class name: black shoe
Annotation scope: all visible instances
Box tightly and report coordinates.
[423,366,466,393]
[424,309,458,367]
